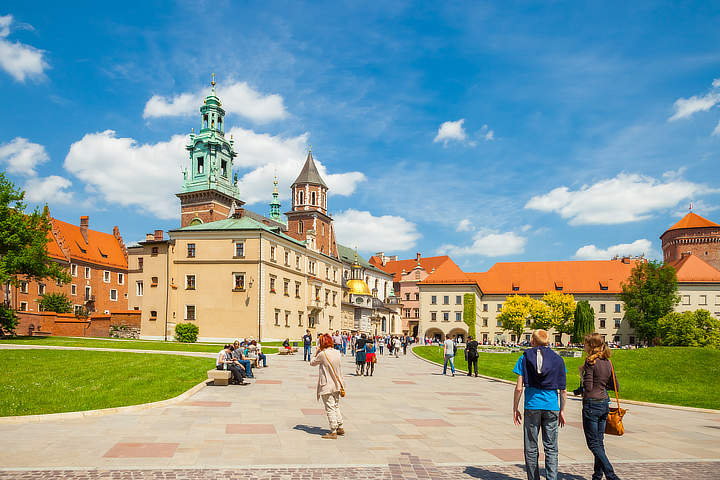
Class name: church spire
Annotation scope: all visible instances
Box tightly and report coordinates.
[269,174,281,220]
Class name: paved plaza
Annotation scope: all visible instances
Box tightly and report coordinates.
[0,348,719,478]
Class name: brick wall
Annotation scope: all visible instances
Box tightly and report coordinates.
[662,227,720,271]
[10,310,138,338]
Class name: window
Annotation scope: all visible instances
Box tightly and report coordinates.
[270,245,276,261]
[326,267,330,279]
[234,273,245,290]
[309,261,315,275]
[405,308,411,318]
[270,277,276,293]
[716,295,720,305]
[325,289,330,305]
[614,318,621,328]
[151,247,158,256]
[483,303,488,312]
[315,286,321,300]
[298,222,303,234]
[19,301,28,311]
[284,279,290,296]
[85,286,92,301]
[700,295,707,306]
[456,295,462,305]
[220,160,227,177]
[682,295,690,305]
[415,293,419,300]
[496,319,502,327]
[443,312,449,322]
[132,279,143,297]
[482,318,488,327]
[332,292,337,306]
[295,282,301,298]
[19,281,28,294]
[71,284,77,295]
[298,312,304,327]
[274,310,280,326]
[38,283,46,295]
[118,273,124,285]
[185,275,195,290]
[629,336,635,344]
[284,251,289,265]
[110,289,118,301]
[296,255,301,269]
[71,264,77,276]
[187,243,196,258]
[311,191,316,205]
[334,269,337,282]
[599,304,606,313]
[104,271,110,283]
[431,295,437,304]
[151,276,158,286]
[614,303,621,313]
[329,316,333,329]
[299,190,304,204]
[138,257,143,270]
[197,157,204,174]
[413,308,419,318]
[599,318,606,328]
[84,267,91,279]
[443,295,449,305]
[497,303,503,312]
[285,311,290,327]
[405,293,411,301]
[235,242,244,258]
[456,312,462,322]
[185,305,196,321]
[431,312,437,321]
[150,310,157,320]
[512,285,520,291]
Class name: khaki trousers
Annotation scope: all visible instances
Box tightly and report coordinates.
[321,392,343,431]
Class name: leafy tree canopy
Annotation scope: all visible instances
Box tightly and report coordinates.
[542,291,577,335]
[38,292,72,314]
[498,293,577,340]
[658,309,720,348]
[572,300,595,343]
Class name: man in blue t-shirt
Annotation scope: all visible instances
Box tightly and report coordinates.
[512,330,567,480]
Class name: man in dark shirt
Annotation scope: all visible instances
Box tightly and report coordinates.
[302,330,313,362]
[465,335,479,377]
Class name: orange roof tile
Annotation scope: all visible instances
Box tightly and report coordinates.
[668,253,720,283]
[45,230,67,262]
[663,212,720,236]
[374,255,462,282]
[50,218,127,269]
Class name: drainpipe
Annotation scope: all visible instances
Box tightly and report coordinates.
[164,242,170,341]
[258,233,262,341]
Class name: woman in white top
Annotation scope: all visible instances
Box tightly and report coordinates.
[310,333,345,439]
[216,345,248,385]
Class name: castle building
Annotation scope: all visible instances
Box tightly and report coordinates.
[128,80,342,341]
[661,211,720,271]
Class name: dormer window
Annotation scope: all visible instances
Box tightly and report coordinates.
[197,157,204,174]
[554,281,563,291]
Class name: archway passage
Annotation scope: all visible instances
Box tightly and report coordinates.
[447,327,468,344]
[424,328,444,343]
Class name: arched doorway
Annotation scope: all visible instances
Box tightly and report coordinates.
[447,327,468,344]
[425,328,444,343]
[381,317,387,333]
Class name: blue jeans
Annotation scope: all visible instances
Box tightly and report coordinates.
[258,352,267,367]
[238,359,253,378]
[443,354,455,374]
[523,409,559,480]
[582,399,619,480]
[379,345,383,355]
[303,345,311,361]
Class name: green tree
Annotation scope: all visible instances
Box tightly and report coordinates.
[463,293,477,339]
[175,323,199,343]
[572,300,595,343]
[38,292,72,314]
[619,260,679,344]
[657,310,720,348]
[498,295,549,339]
[541,291,576,334]
[0,173,70,333]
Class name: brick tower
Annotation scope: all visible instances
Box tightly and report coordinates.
[661,211,720,270]
[285,148,338,258]
[176,74,244,227]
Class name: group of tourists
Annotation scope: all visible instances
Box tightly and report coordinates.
[215,338,268,385]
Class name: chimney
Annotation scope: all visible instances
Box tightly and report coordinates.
[416,252,421,262]
[154,230,164,241]
[79,216,89,243]
[146,233,154,241]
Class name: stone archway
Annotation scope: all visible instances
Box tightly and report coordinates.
[447,327,468,344]
[425,328,444,343]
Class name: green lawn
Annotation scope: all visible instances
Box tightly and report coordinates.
[0,350,212,416]
[413,346,720,410]
[0,336,278,354]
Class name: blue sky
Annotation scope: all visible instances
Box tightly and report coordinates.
[2,1,720,272]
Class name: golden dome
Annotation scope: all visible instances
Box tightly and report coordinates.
[347,279,372,295]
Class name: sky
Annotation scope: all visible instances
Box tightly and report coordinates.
[2,1,720,272]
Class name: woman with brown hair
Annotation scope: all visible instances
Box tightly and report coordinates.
[310,333,345,439]
[581,333,621,480]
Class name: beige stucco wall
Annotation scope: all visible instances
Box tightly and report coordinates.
[418,284,481,341]
[677,283,720,315]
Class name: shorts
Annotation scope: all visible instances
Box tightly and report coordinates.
[366,353,376,363]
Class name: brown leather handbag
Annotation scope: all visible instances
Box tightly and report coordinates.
[605,360,626,436]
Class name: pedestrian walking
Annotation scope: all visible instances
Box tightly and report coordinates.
[402,336,408,355]
[442,335,456,376]
[365,339,377,376]
[512,329,567,480]
[378,336,384,355]
[302,329,313,362]
[355,333,367,376]
[465,335,479,377]
[310,334,345,439]
[580,333,621,480]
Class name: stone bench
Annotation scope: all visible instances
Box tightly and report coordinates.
[207,369,232,386]
[277,347,298,355]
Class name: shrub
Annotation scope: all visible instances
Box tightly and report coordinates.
[657,309,720,348]
[38,292,72,314]
[175,323,199,343]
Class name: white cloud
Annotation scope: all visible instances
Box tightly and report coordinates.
[575,239,652,260]
[334,209,420,252]
[480,124,495,141]
[23,175,72,204]
[668,77,720,126]
[434,119,467,146]
[0,15,48,82]
[713,119,720,136]
[438,230,527,257]
[525,172,713,225]
[456,218,473,232]
[143,81,288,124]
[0,137,49,175]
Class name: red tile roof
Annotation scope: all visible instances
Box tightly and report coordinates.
[668,253,720,283]
[48,217,127,269]
[663,212,720,236]
[371,255,462,282]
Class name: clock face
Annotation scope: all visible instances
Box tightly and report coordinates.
[355,297,364,305]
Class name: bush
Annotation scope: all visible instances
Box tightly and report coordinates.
[175,323,199,343]
[657,309,720,348]
[38,292,72,314]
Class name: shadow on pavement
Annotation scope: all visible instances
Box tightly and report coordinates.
[463,466,586,480]
[293,424,328,436]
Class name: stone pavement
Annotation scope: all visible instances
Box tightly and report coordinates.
[1,347,719,477]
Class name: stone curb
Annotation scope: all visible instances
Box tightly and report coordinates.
[0,344,278,356]
[0,379,208,424]
[410,346,720,414]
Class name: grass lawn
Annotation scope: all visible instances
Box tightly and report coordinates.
[0,336,278,354]
[0,350,212,416]
[413,346,720,410]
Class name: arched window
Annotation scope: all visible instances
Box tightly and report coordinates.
[311,191,316,205]
[299,191,304,205]
[298,222,303,234]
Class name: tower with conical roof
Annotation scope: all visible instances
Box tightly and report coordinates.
[269,175,282,221]
[661,211,720,271]
[177,74,244,227]
[285,147,338,258]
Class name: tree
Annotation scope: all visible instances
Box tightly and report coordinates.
[657,309,720,348]
[619,260,679,344]
[498,295,549,339]
[38,292,72,314]
[541,291,576,335]
[572,300,595,343]
[0,173,70,333]
[463,293,477,339]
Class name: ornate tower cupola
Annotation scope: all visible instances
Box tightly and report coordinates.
[269,175,282,221]
[285,147,338,258]
[177,74,244,227]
